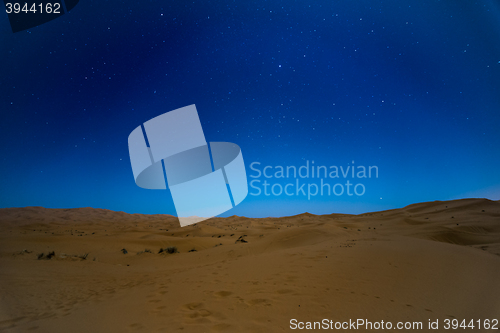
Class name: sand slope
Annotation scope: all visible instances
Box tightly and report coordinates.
[0,199,499,332]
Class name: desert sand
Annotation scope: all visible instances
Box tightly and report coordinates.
[0,198,499,332]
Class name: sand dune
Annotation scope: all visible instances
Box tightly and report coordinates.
[0,199,499,332]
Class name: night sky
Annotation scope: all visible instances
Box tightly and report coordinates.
[1,0,499,217]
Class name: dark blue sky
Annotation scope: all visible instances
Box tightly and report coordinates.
[1,0,499,217]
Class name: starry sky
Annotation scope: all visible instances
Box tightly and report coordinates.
[1,0,499,217]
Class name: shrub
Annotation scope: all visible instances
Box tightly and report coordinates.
[166,246,178,254]
[37,251,55,260]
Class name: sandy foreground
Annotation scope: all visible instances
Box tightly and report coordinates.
[0,198,499,332]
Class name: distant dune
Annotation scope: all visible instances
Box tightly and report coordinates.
[0,198,499,332]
